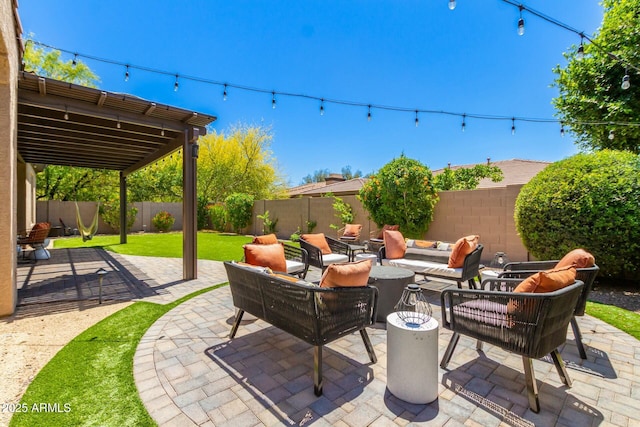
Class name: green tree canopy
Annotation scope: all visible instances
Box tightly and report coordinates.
[433,164,504,191]
[23,38,100,88]
[300,166,363,184]
[359,155,438,238]
[553,0,640,153]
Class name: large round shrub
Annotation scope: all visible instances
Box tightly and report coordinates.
[515,150,640,280]
[359,155,438,238]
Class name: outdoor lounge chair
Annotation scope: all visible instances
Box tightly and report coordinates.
[499,261,600,359]
[299,234,351,271]
[337,224,362,244]
[440,277,584,413]
[282,242,310,279]
[17,222,51,261]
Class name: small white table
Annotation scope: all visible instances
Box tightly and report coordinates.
[386,312,439,404]
[355,253,379,264]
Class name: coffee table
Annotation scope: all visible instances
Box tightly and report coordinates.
[367,265,415,322]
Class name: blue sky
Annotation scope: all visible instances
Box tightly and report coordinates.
[19,1,604,185]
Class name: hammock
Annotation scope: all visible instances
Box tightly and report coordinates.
[75,202,100,242]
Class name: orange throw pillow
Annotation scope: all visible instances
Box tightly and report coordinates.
[447,235,480,268]
[243,243,287,272]
[377,224,399,239]
[320,259,373,288]
[538,266,577,292]
[384,230,406,259]
[555,249,595,269]
[301,233,332,255]
[343,224,362,237]
[252,234,278,245]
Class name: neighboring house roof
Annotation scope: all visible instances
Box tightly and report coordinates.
[289,178,368,197]
[288,159,551,197]
[432,159,551,189]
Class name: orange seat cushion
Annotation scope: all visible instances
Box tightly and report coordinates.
[252,234,278,245]
[301,233,332,255]
[243,243,287,272]
[555,249,595,269]
[320,259,373,288]
[447,235,480,268]
[384,230,406,259]
[343,224,362,237]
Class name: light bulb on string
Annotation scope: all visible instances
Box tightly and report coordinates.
[116,116,121,129]
[577,35,584,60]
[124,65,130,82]
[461,114,466,132]
[161,125,165,137]
[517,6,525,36]
[608,129,615,140]
[272,92,276,109]
[415,111,419,127]
[320,99,325,116]
[448,0,456,10]
[560,122,565,137]
[223,84,228,101]
[174,75,179,92]
[64,106,69,121]
[511,118,516,135]
[72,53,77,66]
[367,105,372,122]
[622,71,631,90]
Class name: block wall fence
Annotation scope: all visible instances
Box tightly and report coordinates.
[36,184,530,263]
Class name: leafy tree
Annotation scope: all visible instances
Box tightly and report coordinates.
[359,155,438,238]
[198,124,287,203]
[340,166,363,180]
[99,201,138,233]
[36,166,118,201]
[23,37,100,88]
[329,196,355,231]
[515,150,640,280]
[127,155,183,202]
[225,193,254,233]
[300,166,363,184]
[553,0,640,153]
[433,164,504,191]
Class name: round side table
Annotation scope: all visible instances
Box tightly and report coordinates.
[355,253,379,264]
[368,266,415,322]
[386,312,439,404]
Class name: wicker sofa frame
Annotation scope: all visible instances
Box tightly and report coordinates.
[224,261,379,396]
[440,277,584,413]
[500,261,600,359]
[299,235,353,271]
[378,244,484,289]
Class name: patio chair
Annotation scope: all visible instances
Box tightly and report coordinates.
[299,233,351,271]
[337,224,362,244]
[365,225,399,253]
[17,222,51,260]
[499,260,600,359]
[440,277,584,413]
[282,242,309,279]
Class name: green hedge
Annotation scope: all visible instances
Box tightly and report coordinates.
[515,150,640,280]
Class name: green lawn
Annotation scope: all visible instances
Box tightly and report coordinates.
[53,231,252,261]
[11,285,224,427]
[586,301,640,341]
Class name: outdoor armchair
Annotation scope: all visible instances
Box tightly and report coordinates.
[500,261,600,359]
[282,242,309,279]
[17,222,51,260]
[440,277,584,413]
[337,224,362,244]
[299,234,351,271]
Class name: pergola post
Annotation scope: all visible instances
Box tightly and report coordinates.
[183,128,199,280]
[120,171,127,244]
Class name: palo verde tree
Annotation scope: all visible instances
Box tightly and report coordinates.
[553,0,640,153]
[433,163,504,191]
[359,155,438,238]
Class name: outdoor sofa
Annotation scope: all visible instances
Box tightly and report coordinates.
[223,261,378,396]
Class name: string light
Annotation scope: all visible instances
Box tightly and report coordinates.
[320,98,325,116]
[161,125,165,137]
[27,40,640,135]
[223,84,228,101]
[517,6,525,36]
[415,110,419,127]
[272,91,276,109]
[64,106,69,121]
[116,116,121,129]
[577,35,585,60]
[560,122,565,137]
[622,70,631,90]
[72,53,77,66]
[448,0,456,10]
[174,75,179,92]
[511,117,516,135]
[124,65,130,82]
[608,129,615,140]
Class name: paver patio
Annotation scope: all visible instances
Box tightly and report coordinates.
[15,248,640,426]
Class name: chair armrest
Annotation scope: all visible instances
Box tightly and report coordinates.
[377,246,386,264]
[503,260,558,271]
[299,238,323,270]
[281,242,309,278]
[498,269,540,280]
